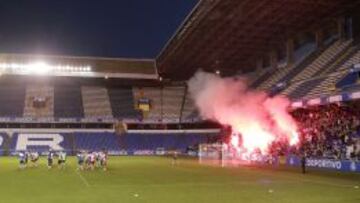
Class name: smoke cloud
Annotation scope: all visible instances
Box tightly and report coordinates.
[188,70,298,153]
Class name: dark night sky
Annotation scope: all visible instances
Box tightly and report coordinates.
[0,0,197,58]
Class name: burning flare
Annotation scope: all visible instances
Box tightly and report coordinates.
[188,71,299,154]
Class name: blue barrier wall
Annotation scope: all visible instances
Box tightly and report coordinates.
[287,155,360,173]
[3,132,214,155]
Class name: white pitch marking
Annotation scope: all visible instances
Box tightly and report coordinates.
[75,170,91,187]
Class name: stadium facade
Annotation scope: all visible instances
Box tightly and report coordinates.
[0,0,359,170]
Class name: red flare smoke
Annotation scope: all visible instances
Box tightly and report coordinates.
[188,71,299,154]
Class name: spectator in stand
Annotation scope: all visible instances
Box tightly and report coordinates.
[289,101,360,160]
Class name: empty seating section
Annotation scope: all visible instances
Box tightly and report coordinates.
[321,46,358,75]
[108,87,140,119]
[250,68,272,88]
[23,85,54,118]
[54,86,84,118]
[162,87,184,119]
[293,42,316,61]
[0,84,194,120]
[332,49,360,72]
[287,78,324,100]
[336,72,358,88]
[281,40,352,96]
[256,43,316,91]
[81,86,112,118]
[9,133,73,153]
[257,65,293,91]
[292,40,352,82]
[0,133,9,155]
[0,85,25,117]
[74,132,121,151]
[119,133,209,152]
[303,50,360,99]
[182,94,198,119]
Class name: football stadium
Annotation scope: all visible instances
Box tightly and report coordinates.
[0,0,360,202]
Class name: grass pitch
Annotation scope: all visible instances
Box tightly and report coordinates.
[0,156,359,203]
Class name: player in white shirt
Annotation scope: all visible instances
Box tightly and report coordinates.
[30,151,39,167]
[93,151,100,168]
[84,151,95,170]
[58,151,67,169]
[90,152,96,170]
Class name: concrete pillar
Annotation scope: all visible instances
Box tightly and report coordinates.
[256,57,264,72]
[286,38,295,64]
[337,17,346,40]
[270,50,278,69]
[315,29,324,48]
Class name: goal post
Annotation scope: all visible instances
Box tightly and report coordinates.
[198,143,276,167]
[199,143,238,167]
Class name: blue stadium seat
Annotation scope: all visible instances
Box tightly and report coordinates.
[7,132,213,154]
[0,132,9,155]
[0,85,25,117]
[54,86,84,118]
[108,87,141,119]
[9,133,72,153]
[119,133,209,152]
[336,71,359,89]
[73,132,121,151]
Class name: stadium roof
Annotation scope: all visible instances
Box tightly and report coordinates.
[156,0,359,80]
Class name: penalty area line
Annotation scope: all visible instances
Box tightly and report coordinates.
[75,170,91,187]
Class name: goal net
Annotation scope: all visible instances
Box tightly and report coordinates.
[198,143,276,167]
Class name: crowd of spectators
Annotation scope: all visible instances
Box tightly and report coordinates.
[291,102,360,160]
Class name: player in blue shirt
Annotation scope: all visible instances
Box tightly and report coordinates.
[24,151,29,165]
[18,151,26,169]
[99,150,108,171]
[47,150,54,169]
[76,151,85,171]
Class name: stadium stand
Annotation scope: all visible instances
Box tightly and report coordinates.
[0,133,9,156]
[9,133,72,153]
[161,86,184,119]
[118,133,210,153]
[0,85,25,117]
[81,86,113,118]
[108,87,140,119]
[295,48,360,99]
[280,39,353,96]
[23,85,54,118]
[181,93,198,120]
[133,87,162,119]
[54,85,84,118]
[73,132,121,151]
[256,42,317,91]
[250,68,273,89]
[293,40,351,82]
[6,131,214,154]
[292,103,360,160]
